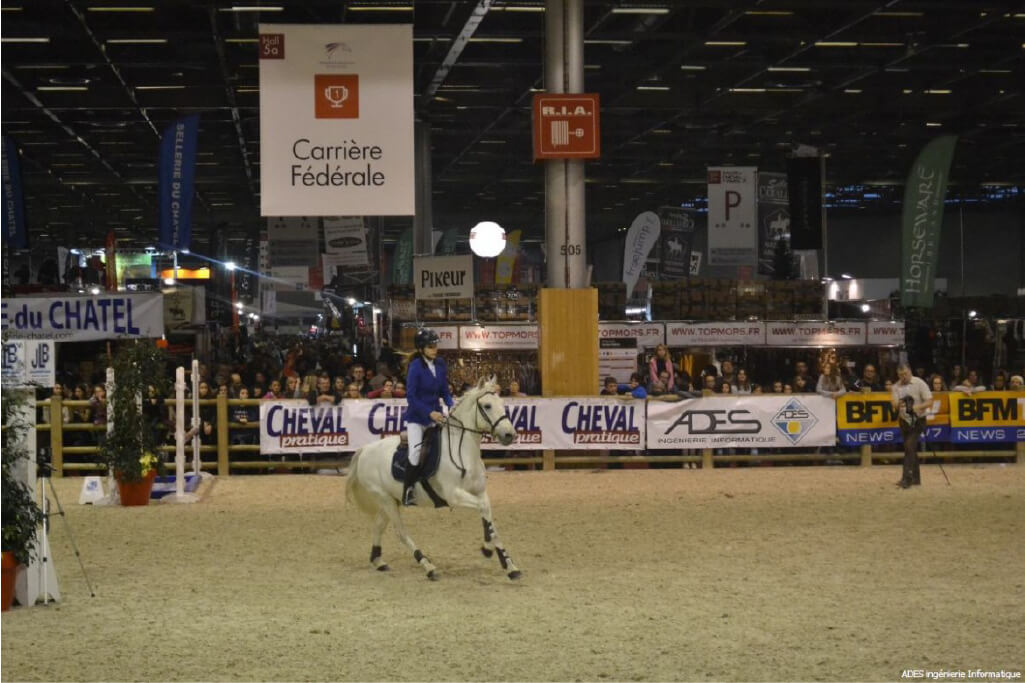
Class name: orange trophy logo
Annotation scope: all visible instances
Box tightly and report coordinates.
[315,74,359,119]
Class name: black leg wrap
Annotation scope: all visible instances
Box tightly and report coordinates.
[414,549,424,563]
[482,518,494,543]
[496,547,510,570]
[370,545,382,563]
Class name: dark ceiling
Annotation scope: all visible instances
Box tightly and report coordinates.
[2,0,1023,259]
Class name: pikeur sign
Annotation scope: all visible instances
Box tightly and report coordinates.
[413,255,474,300]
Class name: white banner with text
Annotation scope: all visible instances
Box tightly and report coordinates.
[1,293,164,341]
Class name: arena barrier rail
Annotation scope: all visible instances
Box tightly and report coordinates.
[38,391,1022,476]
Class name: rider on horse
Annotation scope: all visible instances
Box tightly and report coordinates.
[403,328,455,505]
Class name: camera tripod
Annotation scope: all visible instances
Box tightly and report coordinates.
[37,457,95,603]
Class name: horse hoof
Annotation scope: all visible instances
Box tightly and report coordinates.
[508,570,522,580]
[376,564,390,572]
[426,570,438,581]
[481,546,494,558]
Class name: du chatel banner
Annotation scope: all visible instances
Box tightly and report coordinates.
[158,115,199,252]
[900,135,958,309]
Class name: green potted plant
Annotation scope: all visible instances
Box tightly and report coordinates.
[98,341,171,505]
[1,386,46,610]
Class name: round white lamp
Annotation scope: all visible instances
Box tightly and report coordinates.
[469,221,506,258]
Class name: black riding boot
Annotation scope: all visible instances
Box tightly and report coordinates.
[402,459,424,506]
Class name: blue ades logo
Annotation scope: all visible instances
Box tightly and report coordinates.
[772,398,818,444]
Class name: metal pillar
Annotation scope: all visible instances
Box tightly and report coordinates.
[414,120,434,257]
[544,0,588,289]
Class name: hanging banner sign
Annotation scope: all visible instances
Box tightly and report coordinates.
[622,211,661,298]
[647,395,836,449]
[598,322,665,349]
[531,93,601,160]
[765,322,866,347]
[657,207,697,280]
[414,254,474,300]
[266,217,319,267]
[459,324,538,350]
[1,340,56,388]
[757,171,790,276]
[666,322,765,347]
[836,392,949,446]
[158,115,199,251]
[2,136,28,250]
[1,293,164,341]
[707,166,757,266]
[948,392,1025,443]
[259,24,414,216]
[867,321,906,346]
[322,216,369,266]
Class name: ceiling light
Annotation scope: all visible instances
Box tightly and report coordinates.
[815,41,858,47]
[705,40,746,46]
[979,69,1011,74]
[87,6,154,11]
[36,86,89,92]
[347,5,413,10]
[106,38,168,44]
[924,89,951,95]
[585,39,633,45]
[468,37,523,43]
[225,38,259,43]
[651,129,672,134]
[860,42,903,47]
[745,10,793,15]
[926,122,942,127]
[843,89,862,94]
[767,66,811,72]
[135,85,186,91]
[15,64,69,69]
[479,139,506,144]
[861,304,871,313]
[636,85,670,91]
[610,7,670,14]
[1,37,51,43]
[502,5,544,11]
[730,87,766,93]
[1,6,22,10]
[874,11,924,17]
[218,6,284,11]
[680,65,706,71]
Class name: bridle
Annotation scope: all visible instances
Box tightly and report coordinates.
[440,390,513,478]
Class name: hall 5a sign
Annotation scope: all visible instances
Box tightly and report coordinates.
[413,255,474,300]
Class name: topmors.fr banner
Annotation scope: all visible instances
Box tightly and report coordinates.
[258,24,415,217]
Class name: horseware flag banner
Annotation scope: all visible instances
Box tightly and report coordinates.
[258,24,415,216]
[2,136,27,249]
[622,211,660,298]
[900,135,958,309]
[158,115,199,252]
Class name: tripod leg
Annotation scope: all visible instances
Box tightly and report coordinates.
[44,477,96,598]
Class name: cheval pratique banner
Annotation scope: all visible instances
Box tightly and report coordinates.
[258,398,647,454]
[258,24,415,216]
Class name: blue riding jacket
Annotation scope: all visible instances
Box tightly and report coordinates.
[405,355,455,426]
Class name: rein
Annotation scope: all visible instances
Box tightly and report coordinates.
[441,391,512,479]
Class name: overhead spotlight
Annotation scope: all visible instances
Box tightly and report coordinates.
[861,304,870,313]
[163,277,175,286]
[235,302,244,310]
[346,297,356,306]
[225,261,236,271]
[841,273,853,279]
[89,286,101,295]
[968,310,978,319]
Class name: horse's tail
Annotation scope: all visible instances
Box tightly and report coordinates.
[344,448,375,515]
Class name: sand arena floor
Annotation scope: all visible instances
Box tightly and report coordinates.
[1,465,1023,682]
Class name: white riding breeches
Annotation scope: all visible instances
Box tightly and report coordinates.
[407,422,426,466]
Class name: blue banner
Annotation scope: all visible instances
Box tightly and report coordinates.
[158,115,199,251]
[2,136,28,249]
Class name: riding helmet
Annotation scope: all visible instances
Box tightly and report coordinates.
[414,327,441,350]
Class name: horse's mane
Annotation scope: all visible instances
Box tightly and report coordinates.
[451,376,502,418]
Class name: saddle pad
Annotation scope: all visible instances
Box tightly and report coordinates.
[390,430,442,482]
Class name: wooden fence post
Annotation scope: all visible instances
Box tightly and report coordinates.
[702,448,713,469]
[543,449,555,471]
[50,397,64,476]
[217,395,229,476]
[860,444,872,467]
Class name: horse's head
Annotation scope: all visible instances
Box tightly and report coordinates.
[465,376,516,446]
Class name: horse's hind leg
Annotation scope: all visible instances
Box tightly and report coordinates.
[450,489,521,580]
[370,511,390,571]
[380,500,438,580]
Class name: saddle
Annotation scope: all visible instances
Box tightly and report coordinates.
[391,425,448,508]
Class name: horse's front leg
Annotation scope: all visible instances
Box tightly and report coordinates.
[448,489,521,580]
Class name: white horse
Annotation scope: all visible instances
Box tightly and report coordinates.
[345,377,521,580]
